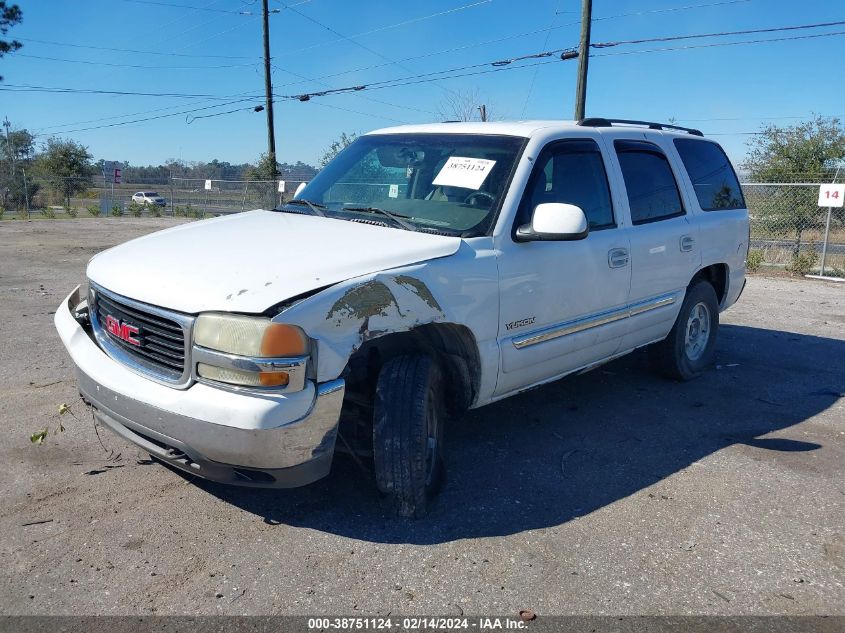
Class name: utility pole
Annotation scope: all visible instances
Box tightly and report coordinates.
[262,0,278,181]
[573,0,592,120]
[478,104,488,122]
[3,117,15,177]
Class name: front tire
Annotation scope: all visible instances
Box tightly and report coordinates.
[373,355,444,518]
[652,281,719,381]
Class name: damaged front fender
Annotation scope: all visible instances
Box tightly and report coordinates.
[275,239,500,389]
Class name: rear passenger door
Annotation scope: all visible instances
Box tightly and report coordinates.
[610,138,700,351]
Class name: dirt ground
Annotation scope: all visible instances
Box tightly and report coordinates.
[0,218,843,616]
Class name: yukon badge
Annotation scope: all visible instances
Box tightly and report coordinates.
[505,316,536,331]
[105,314,141,346]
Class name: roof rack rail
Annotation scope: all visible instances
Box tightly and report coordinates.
[577,117,704,137]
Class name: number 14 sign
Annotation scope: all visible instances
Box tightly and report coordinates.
[818,183,845,208]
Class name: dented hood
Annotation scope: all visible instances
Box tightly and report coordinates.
[87,210,461,313]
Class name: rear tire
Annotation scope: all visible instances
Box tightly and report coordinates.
[373,355,444,518]
[651,281,719,381]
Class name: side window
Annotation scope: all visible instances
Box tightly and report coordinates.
[614,140,685,225]
[518,139,615,230]
[674,139,746,210]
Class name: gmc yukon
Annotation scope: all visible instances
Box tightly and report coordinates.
[56,118,749,517]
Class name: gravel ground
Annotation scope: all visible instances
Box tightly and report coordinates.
[0,218,843,616]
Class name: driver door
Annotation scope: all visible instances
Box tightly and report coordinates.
[495,138,631,396]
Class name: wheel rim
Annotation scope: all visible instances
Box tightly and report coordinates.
[424,391,439,487]
[684,301,711,361]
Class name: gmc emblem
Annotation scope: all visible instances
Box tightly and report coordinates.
[105,314,141,346]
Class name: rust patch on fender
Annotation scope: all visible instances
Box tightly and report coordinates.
[326,281,398,321]
[394,275,443,312]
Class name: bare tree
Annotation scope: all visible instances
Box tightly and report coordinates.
[437,88,495,122]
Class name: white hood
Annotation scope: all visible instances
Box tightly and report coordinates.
[87,210,461,313]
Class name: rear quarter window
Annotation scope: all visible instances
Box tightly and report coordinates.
[674,139,745,211]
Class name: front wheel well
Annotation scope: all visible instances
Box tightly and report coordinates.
[690,263,728,306]
[342,322,481,420]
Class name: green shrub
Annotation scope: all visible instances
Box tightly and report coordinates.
[87,205,101,217]
[110,204,122,217]
[128,201,144,217]
[186,204,199,218]
[149,204,162,218]
[173,205,186,217]
[65,206,78,218]
[786,250,818,276]
[745,249,764,273]
[0,207,5,220]
[43,207,56,219]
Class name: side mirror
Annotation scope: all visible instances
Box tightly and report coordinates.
[516,203,589,242]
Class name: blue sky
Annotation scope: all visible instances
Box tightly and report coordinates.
[2,0,843,167]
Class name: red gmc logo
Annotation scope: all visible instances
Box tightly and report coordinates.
[105,314,141,346]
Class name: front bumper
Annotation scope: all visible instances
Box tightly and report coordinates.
[55,286,345,488]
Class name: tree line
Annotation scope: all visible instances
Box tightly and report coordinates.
[0,127,320,211]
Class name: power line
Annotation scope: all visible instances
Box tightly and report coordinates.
[47,99,260,134]
[521,2,562,117]
[273,0,492,59]
[7,26,843,111]
[117,0,256,14]
[272,64,437,116]
[591,20,845,49]
[308,100,410,125]
[0,84,258,100]
[15,53,258,70]
[15,37,258,60]
[593,30,845,57]
[277,0,459,97]
[30,90,269,134]
[268,0,754,90]
[281,49,572,100]
[118,0,313,12]
[591,0,751,23]
[279,21,845,102]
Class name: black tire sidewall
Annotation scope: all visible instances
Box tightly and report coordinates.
[373,354,444,517]
[669,282,719,380]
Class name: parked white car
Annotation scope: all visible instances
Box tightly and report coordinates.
[131,191,166,207]
[56,119,749,517]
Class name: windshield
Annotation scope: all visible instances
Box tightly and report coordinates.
[146,192,160,197]
[290,133,526,235]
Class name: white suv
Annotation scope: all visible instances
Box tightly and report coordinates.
[56,118,749,517]
[131,191,166,207]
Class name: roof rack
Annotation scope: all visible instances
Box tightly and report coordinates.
[577,117,703,137]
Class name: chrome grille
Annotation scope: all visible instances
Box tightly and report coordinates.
[90,284,194,387]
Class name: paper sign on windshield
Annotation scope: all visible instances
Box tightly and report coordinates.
[433,157,496,190]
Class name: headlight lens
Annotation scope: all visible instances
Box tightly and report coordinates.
[196,363,290,387]
[194,313,308,357]
[193,313,309,390]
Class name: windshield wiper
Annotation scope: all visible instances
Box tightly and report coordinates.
[342,205,416,231]
[280,199,326,217]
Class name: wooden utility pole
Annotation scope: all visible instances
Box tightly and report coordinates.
[573,0,592,120]
[262,0,278,180]
[478,104,488,122]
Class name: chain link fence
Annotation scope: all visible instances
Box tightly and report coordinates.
[3,172,843,277]
[2,173,312,219]
[743,182,844,277]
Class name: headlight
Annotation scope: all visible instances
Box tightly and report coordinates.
[193,313,309,390]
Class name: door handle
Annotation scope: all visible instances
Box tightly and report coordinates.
[680,235,695,252]
[608,247,629,268]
